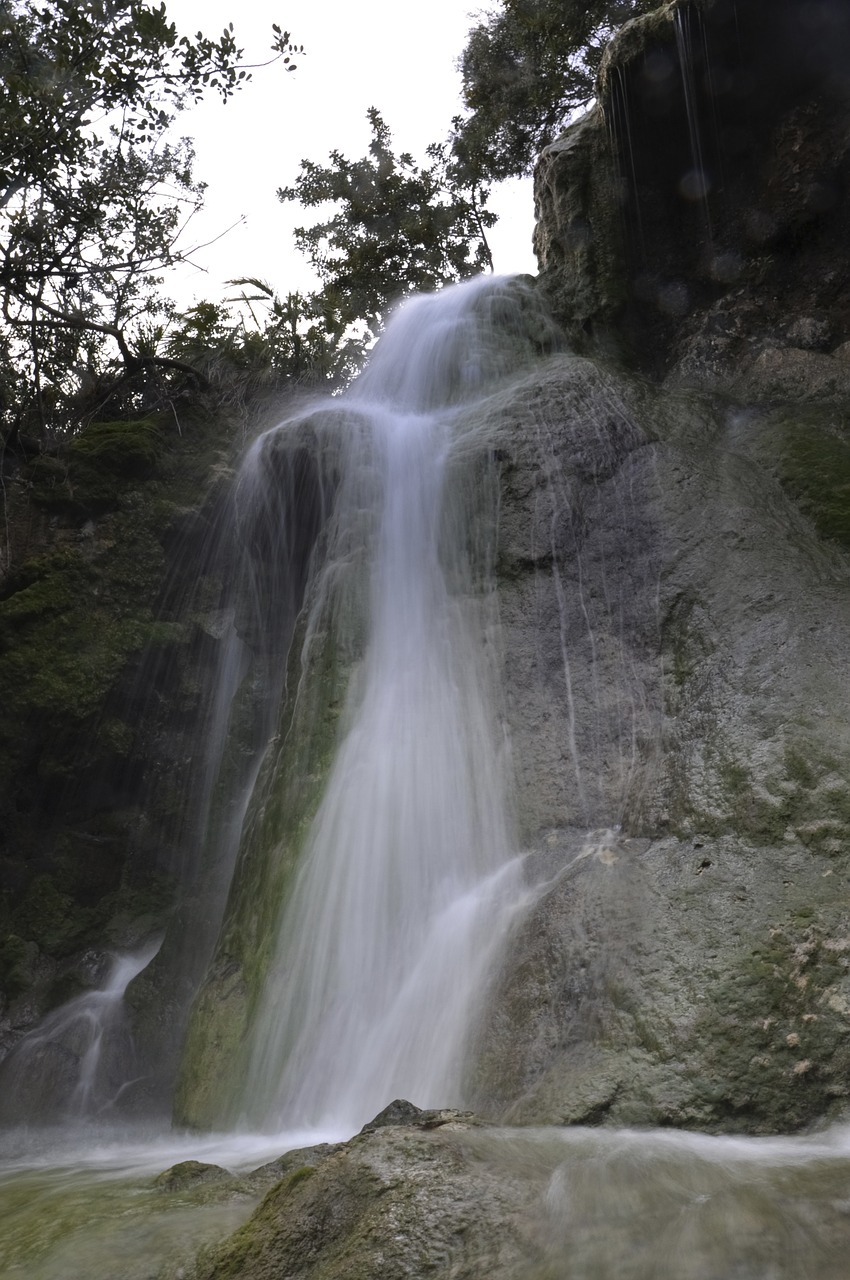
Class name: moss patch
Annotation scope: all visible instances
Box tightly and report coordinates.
[675,736,850,849]
[71,417,165,477]
[27,418,167,518]
[779,412,850,547]
[691,919,850,1131]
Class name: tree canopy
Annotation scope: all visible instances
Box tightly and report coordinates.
[278,108,496,351]
[277,0,651,364]
[0,0,300,440]
[453,0,653,181]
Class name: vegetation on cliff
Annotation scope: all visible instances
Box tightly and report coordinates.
[0,0,303,444]
[454,0,654,180]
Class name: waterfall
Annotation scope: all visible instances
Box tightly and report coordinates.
[0,938,161,1122]
[181,276,557,1134]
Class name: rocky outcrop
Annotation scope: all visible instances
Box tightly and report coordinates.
[190,1106,542,1280]
[535,0,850,383]
[451,346,850,1133]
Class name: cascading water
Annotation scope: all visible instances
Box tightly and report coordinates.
[190,277,553,1133]
[0,938,161,1122]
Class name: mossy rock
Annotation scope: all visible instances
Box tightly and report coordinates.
[779,415,850,547]
[0,934,36,998]
[25,454,74,511]
[15,874,84,954]
[71,417,165,478]
[153,1160,232,1193]
[26,418,168,517]
[691,918,850,1131]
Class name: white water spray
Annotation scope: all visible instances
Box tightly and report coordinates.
[232,278,549,1132]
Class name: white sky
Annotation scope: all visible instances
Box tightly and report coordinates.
[163,0,536,310]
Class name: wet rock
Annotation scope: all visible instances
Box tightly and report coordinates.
[786,316,832,351]
[359,1097,423,1129]
[535,0,850,382]
[466,353,850,1134]
[245,1143,347,1195]
[736,347,850,401]
[153,1161,232,1192]
[191,1117,540,1280]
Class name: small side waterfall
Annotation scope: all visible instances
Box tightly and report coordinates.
[179,276,558,1133]
[0,938,161,1121]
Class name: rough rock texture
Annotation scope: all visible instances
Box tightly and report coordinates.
[535,0,850,383]
[190,1109,544,1280]
[453,351,850,1133]
[532,107,625,355]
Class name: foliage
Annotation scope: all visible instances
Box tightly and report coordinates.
[454,0,653,181]
[0,0,301,440]
[167,283,359,395]
[278,108,497,347]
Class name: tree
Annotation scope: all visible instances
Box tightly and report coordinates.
[166,280,359,403]
[278,108,496,351]
[0,0,301,440]
[453,0,653,182]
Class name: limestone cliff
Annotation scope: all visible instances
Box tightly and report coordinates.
[535,0,850,383]
[471,0,850,1133]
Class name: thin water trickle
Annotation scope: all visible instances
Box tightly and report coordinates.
[674,6,715,237]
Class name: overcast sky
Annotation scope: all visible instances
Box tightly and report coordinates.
[164,0,536,310]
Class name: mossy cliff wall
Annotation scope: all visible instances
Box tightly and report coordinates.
[0,399,251,1092]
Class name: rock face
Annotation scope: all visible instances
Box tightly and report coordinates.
[535,0,850,383]
[458,346,850,1133]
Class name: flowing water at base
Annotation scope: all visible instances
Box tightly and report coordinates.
[4,1122,850,1278]
[0,1123,333,1280]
